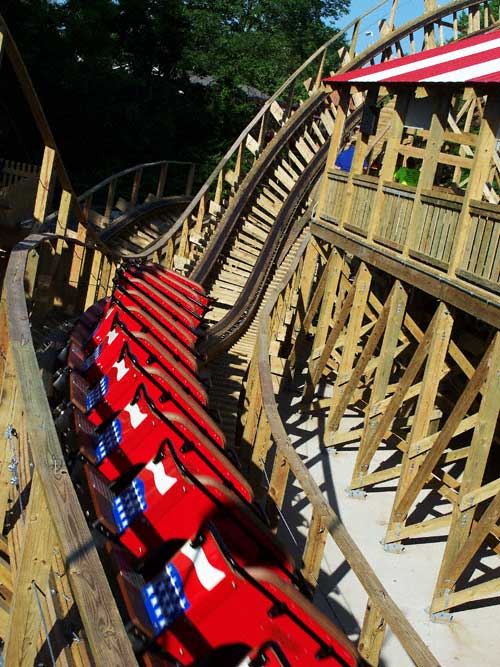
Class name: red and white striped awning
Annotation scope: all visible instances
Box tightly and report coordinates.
[324,30,500,85]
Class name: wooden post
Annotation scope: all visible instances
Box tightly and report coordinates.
[301,509,328,587]
[385,303,453,545]
[129,167,143,208]
[305,248,343,378]
[326,281,399,437]
[302,270,358,403]
[351,282,407,488]
[403,91,451,256]
[55,189,72,238]
[325,263,372,443]
[448,91,500,275]
[365,90,410,242]
[432,332,500,612]
[156,164,168,198]
[33,146,56,226]
[317,88,350,217]
[359,599,386,666]
[104,178,117,221]
[4,472,55,667]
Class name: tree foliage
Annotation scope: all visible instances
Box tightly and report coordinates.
[1,0,350,189]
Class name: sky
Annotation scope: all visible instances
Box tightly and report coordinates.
[337,0,436,52]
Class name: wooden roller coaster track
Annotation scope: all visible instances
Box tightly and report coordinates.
[0,1,499,665]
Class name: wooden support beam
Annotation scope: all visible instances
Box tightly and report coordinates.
[302,267,358,403]
[359,599,386,667]
[392,334,497,524]
[33,146,55,227]
[355,306,441,475]
[303,248,344,385]
[326,281,399,437]
[385,303,453,543]
[301,509,328,587]
[325,263,372,442]
[431,332,500,610]
[352,281,408,485]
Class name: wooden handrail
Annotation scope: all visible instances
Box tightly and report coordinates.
[3,234,137,666]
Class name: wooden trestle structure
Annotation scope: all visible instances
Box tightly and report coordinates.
[0,1,499,665]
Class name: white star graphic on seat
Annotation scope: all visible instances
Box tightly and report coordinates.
[106,329,119,345]
[112,358,129,381]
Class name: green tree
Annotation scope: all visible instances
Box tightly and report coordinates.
[1,0,350,190]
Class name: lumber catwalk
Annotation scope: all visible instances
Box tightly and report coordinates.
[0,2,499,666]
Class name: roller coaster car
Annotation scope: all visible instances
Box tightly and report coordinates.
[68,345,224,446]
[68,326,207,405]
[112,284,201,349]
[74,384,229,482]
[110,526,359,667]
[69,298,111,348]
[138,263,208,299]
[71,300,200,372]
[124,264,211,317]
[84,447,296,583]
[114,270,204,331]
[141,642,291,667]
[137,263,214,309]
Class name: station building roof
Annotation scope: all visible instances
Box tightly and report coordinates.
[324,30,500,85]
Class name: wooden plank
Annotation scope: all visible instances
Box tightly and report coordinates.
[33,146,55,226]
[4,472,55,667]
[432,332,500,607]
[5,239,138,666]
[325,263,372,440]
[386,303,453,541]
[326,281,396,436]
[301,509,328,587]
[359,600,386,667]
[393,334,497,523]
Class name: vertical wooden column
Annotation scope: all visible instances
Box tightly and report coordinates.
[325,263,372,444]
[129,168,143,208]
[432,332,500,612]
[104,179,117,222]
[359,599,386,666]
[302,271,358,403]
[326,281,400,439]
[317,88,350,218]
[351,282,408,488]
[365,91,409,242]
[305,248,343,379]
[33,146,56,227]
[403,92,450,256]
[448,91,500,275]
[156,164,168,198]
[302,509,328,587]
[385,303,453,545]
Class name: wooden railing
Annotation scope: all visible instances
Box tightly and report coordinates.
[0,234,134,666]
[240,235,440,667]
[0,158,40,187]
[319,172,500,298]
